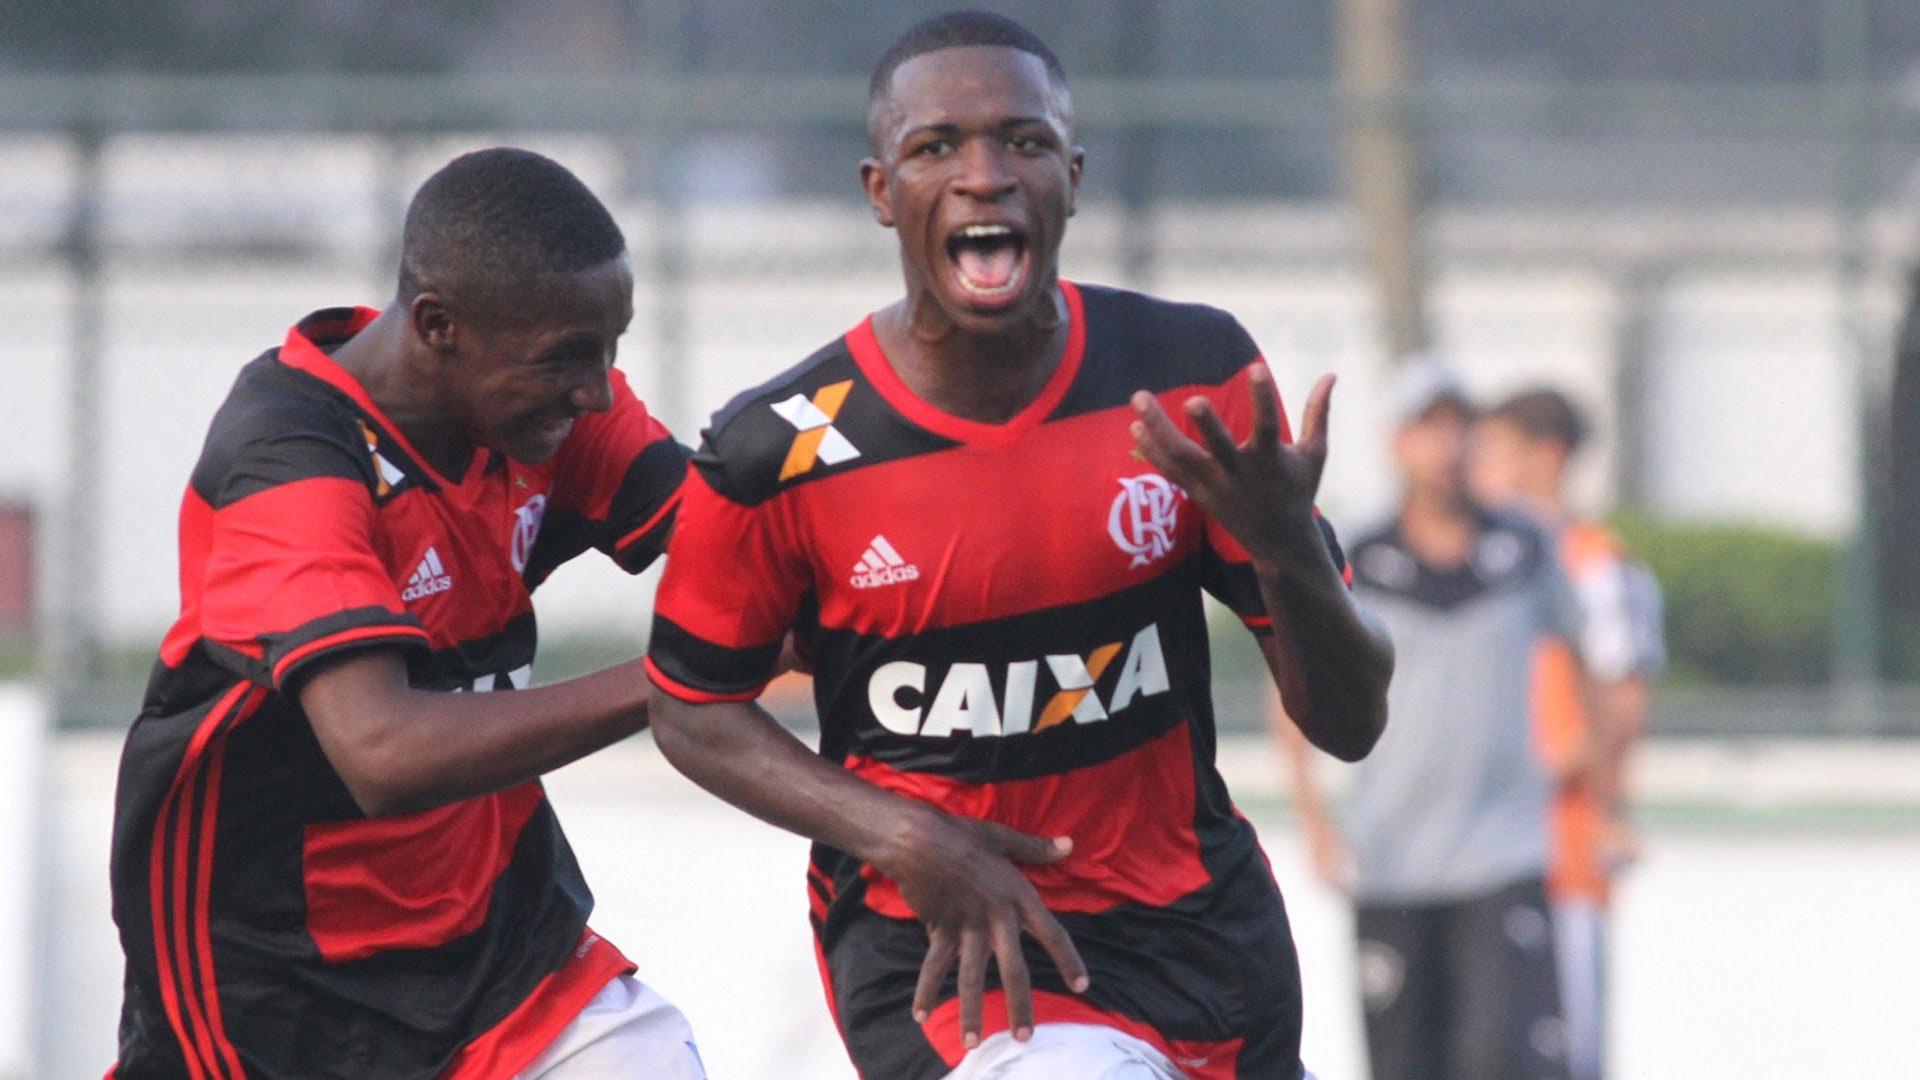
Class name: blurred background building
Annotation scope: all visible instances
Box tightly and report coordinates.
[1,2,1917,1078]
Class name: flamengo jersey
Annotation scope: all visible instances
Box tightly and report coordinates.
[109,308,687,1080]
[648,282,1342,1080]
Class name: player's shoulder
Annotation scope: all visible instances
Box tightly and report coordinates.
[1074,281,1261,392]
[192,350,373,507]
[692,334,871,506]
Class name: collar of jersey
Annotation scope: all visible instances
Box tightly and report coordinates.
[277,306,475,491]
[844,279,1086,447]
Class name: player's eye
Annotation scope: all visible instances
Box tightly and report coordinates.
[916,139,953,158]
[1007,135,1041,153]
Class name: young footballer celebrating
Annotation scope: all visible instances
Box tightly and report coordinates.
[644,12,1392,1078]
[110,149,704,1079]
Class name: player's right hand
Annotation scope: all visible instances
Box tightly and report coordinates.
[878,814,1091,1051]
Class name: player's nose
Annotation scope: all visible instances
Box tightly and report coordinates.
[570,369,614,414]
[950,136,1017,200]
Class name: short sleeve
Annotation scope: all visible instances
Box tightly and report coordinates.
[530,367,690,584]
[198,434,428,690]
[645,464,810,703]
[1576,556,1667,680]
[1195,352,1351,633]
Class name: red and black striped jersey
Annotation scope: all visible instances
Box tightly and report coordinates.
[648,282,1338,1079]
[109,307,687,1080]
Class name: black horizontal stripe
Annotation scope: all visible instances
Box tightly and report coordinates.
[647,614,785,698]
[1052,283,1260,421]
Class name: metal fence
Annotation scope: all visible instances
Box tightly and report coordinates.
[1,63,1913,733]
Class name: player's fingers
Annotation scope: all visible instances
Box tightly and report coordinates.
[1130,391,1209,472]
[913,926,959,1023]
[1130,423,1212,493]
[1249,362,1283,449]
[957,925,989,1050]
[1296,373,1337,452]
[1185,397,1241,465]
[978,821,1073,865]
[1022,898,1091,995]
[993,918,1035,1041]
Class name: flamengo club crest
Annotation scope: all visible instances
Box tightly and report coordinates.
[1108,474,1184,567]
[510,493,547,573]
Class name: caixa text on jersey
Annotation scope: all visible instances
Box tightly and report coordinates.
[866,623,1170,738]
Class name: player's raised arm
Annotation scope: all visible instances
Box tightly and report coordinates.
[646,692,1090,1047]
[1131,366,1393,761]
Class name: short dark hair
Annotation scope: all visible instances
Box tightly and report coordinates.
[398,147,625,306]
[869,10,1067,104]
[1488,386,1589,453]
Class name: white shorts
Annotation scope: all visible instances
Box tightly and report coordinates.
[942,1023,1187,1079]
[514,974,706,1080]
[1552,898,1608,1080]
[941,1022,1319,1080]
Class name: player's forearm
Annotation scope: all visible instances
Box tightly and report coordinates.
[647,690,954,868]
[1254,541,1393,762]
[307,656,652,817]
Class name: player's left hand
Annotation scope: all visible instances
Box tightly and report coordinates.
[1130,366,1335,573]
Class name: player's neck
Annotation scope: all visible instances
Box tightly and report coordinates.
[330,308,478,481]
[1399,490,1476,568]
[873,281,1069,425]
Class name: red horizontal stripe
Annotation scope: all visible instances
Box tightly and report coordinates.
[847,723,1208,918]
[301,783,544,963]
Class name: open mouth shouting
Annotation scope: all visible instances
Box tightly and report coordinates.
[945,222,1031,310]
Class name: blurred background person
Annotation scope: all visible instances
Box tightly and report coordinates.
[1471,387,1667,1080]
[1281,359,1578,1080]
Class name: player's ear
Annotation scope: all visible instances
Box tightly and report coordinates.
[408,293,458,357]
[1066,145,1085,218]
[860,157,895,228]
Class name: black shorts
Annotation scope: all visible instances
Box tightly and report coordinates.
[1354,876,1568,1080]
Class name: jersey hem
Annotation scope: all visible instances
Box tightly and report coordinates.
[442,930,635,1080]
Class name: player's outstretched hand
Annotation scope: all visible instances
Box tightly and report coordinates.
[880,815,1090,1051]
[1130,366,1336,572]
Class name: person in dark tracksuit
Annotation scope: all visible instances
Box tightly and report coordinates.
[1282,359,1577,1080]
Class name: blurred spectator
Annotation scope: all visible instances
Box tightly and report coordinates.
[1279,358,1575,1080]
[1472,387,1667,1080]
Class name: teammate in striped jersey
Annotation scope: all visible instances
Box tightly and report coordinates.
[109,149,703,1079]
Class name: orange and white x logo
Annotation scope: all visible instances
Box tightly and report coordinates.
[772,380,859,481]
[1035,642,1124,730]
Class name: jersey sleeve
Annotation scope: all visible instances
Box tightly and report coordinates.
[532,367,690,584]
[645,459,810,703]
[1194,341,1351,633]
[1575,555,1667,680]
[197,430,428,690]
